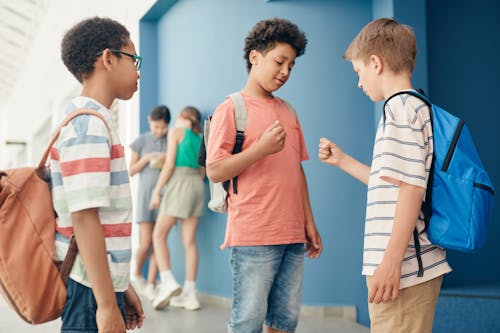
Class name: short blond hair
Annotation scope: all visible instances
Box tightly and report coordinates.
[343,18,417,74]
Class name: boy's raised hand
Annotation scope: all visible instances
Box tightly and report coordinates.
[318,138,345,167]
[256,120,287,156]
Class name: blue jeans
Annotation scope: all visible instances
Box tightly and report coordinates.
[61,279,125,333]
[228,243,305,333]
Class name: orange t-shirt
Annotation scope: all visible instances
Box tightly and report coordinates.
[206,93,309,248]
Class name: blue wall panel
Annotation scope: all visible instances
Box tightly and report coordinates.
[139,0,500,328]
[427,0,500,286]
[143,0,375,325]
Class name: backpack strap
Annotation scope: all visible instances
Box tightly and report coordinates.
[38,109,110,169]
[225,92,248,194]
[382,90,434,278]
[229,92,247,132]
[40,109,109,283]
[383,90,432,124]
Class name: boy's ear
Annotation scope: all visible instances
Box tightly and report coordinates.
[369,54,383,74]
[100,49,114,71]
[249,50,259,66]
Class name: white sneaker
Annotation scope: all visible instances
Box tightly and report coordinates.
[152,281,182,310]
[170,291,201,310]
[131,275,147,295]
[144,283,157,301]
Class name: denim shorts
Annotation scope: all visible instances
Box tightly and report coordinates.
[228,243,305,333]
[61,279,125,333]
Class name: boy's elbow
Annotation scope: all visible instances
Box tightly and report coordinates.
[206,164,223,183]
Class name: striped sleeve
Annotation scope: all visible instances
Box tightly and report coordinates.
[58,115,112,212]
[377,96,432,188]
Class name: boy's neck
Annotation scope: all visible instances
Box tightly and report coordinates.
[242,79,275,100]
[81,79,115,109]
[381,72,413,100]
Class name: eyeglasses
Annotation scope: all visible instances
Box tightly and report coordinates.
[96,49,142,70]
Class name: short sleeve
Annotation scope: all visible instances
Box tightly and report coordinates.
[206,99,237,165]
[58,115,112,212]
[129,134,144,155]
[378,95,432,188]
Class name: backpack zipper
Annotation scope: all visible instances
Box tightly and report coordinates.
[475,182,495,194]
[442,119,494,195]
[442,120,464,172]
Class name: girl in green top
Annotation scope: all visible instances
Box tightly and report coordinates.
[150,106,205,311]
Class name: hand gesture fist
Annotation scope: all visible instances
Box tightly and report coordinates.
[257,120,287,156]
[318,138,345,167]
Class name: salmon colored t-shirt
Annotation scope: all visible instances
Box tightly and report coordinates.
[206,93,309,248]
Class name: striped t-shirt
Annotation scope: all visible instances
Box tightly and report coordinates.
[50,96,132,292]
[363,92,452,289]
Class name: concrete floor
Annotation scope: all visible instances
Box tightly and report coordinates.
[0,294,369,333]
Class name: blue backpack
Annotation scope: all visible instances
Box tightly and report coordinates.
[384,90,495,276]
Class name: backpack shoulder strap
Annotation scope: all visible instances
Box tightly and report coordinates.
[38,109,110,168]
[383,90,433,279]
[224,92,247,194]
[383,90,433,124]
[228,92,247,131]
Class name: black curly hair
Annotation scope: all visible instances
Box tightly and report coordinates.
[61,17,130,83]
[243,17,307,73]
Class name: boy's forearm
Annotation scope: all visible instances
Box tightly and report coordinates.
[384,183,426,261]
[206,144,265,183]
[339,154,370,185]
[71,208,118,310]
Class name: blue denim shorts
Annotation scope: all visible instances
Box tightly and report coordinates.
[228,243,305,333]
[61,279,125,333]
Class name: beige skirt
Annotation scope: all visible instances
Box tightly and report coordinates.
[159,167,204,219]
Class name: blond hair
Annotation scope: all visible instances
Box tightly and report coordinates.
[343,18,417,74]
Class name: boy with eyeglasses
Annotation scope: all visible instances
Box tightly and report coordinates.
[52,17,144,332]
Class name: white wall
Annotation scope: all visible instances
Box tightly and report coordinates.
[0,0,156,168]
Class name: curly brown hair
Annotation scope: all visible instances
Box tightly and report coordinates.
[61,17,130,83]
[243,18,307,73]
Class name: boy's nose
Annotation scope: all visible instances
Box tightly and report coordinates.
[280,66,289,77]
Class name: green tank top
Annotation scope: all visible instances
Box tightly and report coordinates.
[175,128,202,168]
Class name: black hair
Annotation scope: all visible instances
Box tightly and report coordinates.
[61,17,130,83]
[243,17,307,73]
[150,105,171,124]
